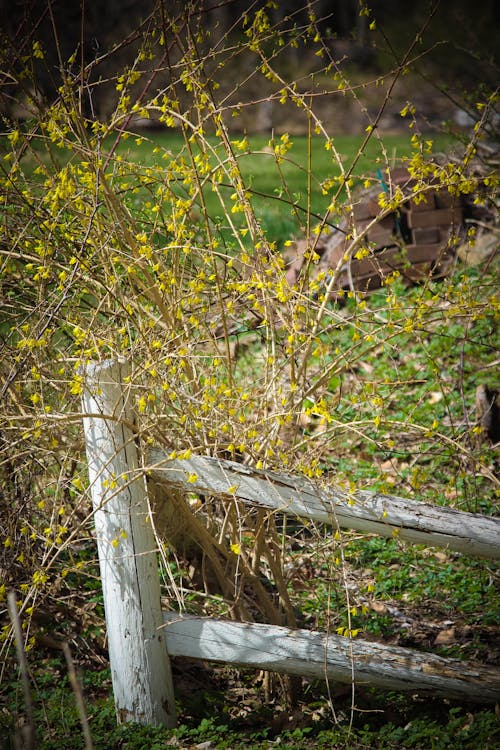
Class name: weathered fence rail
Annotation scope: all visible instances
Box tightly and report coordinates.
[147,451,500,560]
[81,360,500,726]
[161,613,500,704]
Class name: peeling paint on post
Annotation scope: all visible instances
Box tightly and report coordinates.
[81,359,176,727]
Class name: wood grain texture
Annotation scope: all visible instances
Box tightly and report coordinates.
[82,359,176,727]
[147,451,499,559]
[162,613,500,703]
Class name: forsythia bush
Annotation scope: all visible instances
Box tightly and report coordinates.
[0,1,498,653]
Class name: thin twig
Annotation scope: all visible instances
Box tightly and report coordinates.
[62,642,94,750]
[7,590,36,750]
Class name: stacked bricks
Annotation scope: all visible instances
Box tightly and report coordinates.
[284,168,463,293]
[396,165,462,270]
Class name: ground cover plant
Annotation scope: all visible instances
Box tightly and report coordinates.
[0,1,498,748]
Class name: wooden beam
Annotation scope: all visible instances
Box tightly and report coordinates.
[147,452,500,559]
[82,359,176,727]
[162,613,500,704]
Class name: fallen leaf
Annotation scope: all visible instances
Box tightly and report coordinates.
[359,361,374,375]
[434,628,456,645]
[433,551,448,563]
[457,232,497,266]
[428,391,443,404]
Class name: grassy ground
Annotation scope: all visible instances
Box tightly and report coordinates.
[2,265,498,749]
[112,131,454,245]
[3,127,458,256]
[14,129,455,251]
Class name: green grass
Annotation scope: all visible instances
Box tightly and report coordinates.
[114,131,453,245]
[2,676,498,750]
[6,128,454,249]
[2,650,498,750]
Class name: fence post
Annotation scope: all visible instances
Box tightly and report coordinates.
[81,358,176,727]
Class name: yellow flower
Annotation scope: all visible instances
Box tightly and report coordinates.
[32,570,48,586]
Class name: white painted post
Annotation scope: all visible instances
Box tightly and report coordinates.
[81,358,176,727]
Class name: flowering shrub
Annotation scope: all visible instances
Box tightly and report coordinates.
[0,1,497,670]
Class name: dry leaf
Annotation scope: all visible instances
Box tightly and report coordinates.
[359,361,374,375]
[434,628,456,645]
[428,391,443,404]
[433,551,448,563]
[457,232,497,266]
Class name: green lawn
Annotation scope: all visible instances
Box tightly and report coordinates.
[114,131,453,245]
[6,128,453,247]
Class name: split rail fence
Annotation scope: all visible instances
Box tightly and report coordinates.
[81,359,500,727]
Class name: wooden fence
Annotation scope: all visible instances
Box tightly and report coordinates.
[81,359,500,727]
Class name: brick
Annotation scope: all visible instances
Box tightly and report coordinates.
[367,198,382,216]
[332,241,454,293]
[357,216,398,247]
[352,198,385,220]
[406,207,461,228]
[403,244,453,265]
[338,243,453,291]
[358,215,395,231]
[347,247,405,278]
[434,190,456,208]
[436,225,455,241]
[412,227,440,244]
[283,236,330,286]
[389,167,415,186]
[350,244,450,272]
[368,226,397,246]
[352,202,375,221]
